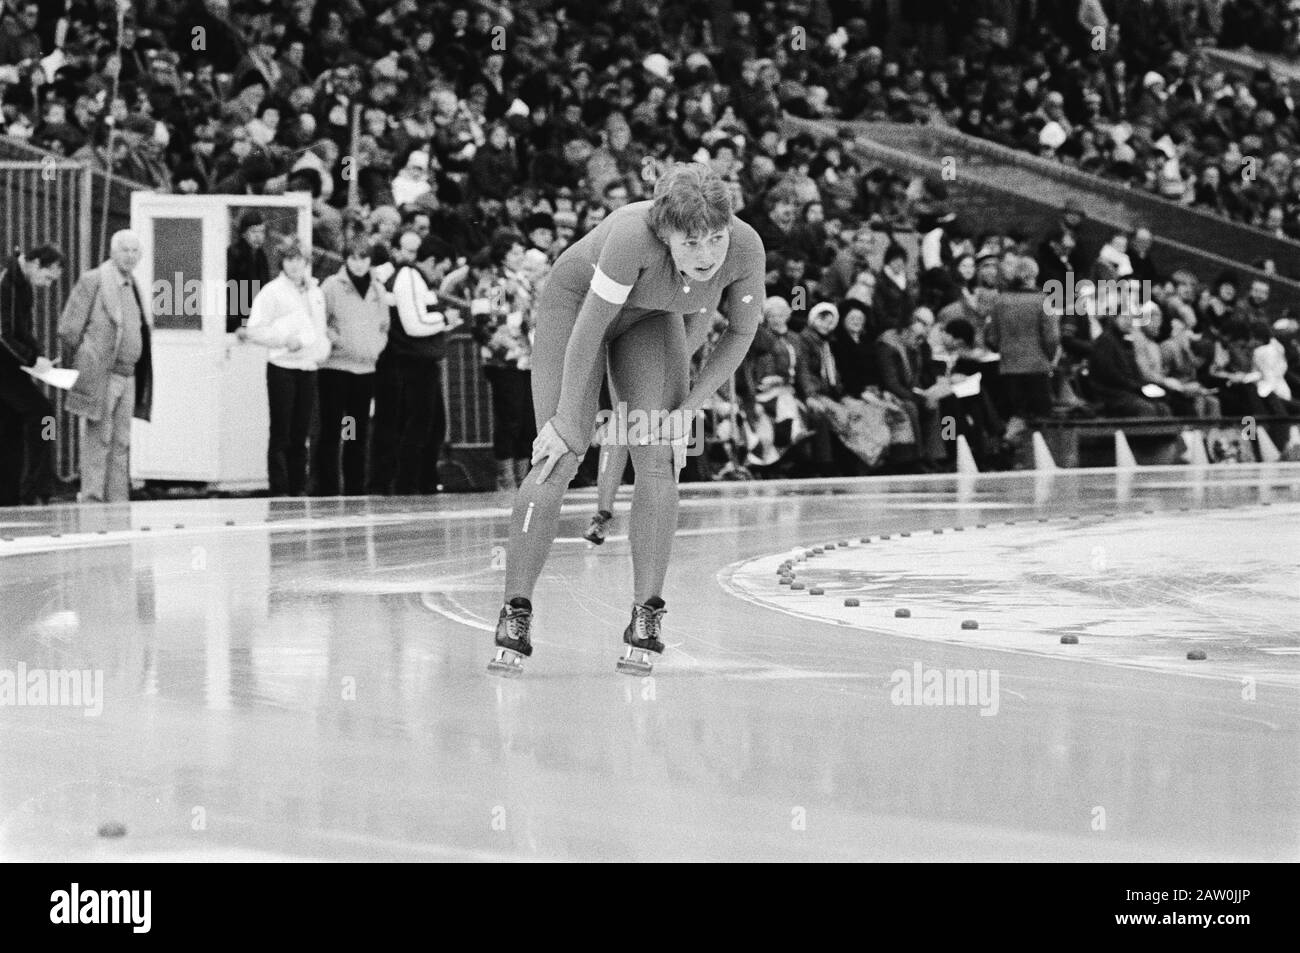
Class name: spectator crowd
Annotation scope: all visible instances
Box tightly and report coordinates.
[4,0,1300,497]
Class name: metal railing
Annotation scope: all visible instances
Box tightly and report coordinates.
[2,137,145,481]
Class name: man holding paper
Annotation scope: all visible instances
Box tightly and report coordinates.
[0,244,64,505]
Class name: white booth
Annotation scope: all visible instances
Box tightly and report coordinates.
[129,193,312,490]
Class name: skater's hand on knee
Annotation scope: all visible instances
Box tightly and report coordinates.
[531,420,570,484]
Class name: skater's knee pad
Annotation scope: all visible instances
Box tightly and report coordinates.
[628,444,677,482]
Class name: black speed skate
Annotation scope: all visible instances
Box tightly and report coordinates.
[488,597,533,678]
[617,597,666,676]
[583,510,612,545]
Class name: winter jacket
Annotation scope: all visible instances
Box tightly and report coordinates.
[321,267,389,374]
[58,261,154,422]
[245,273,330,370]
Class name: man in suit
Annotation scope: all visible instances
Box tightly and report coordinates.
[0,244,64,505]
[58,231,153,503]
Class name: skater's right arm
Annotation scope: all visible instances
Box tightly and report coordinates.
[550,217,646,452]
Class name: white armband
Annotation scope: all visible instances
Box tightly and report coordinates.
[590,264,632,305]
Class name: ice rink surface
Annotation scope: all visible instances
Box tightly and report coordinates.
[1,464,1298,861]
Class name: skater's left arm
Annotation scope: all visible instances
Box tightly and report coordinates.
[678,231,766,416]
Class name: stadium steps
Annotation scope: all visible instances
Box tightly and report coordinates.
[783,113,1300,314]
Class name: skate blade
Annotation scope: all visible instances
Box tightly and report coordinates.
[616,651,655,676]
[487,650,525,678]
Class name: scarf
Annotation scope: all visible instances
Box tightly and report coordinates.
[348,270,371,298]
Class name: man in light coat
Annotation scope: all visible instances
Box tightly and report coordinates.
[59,230,153,503]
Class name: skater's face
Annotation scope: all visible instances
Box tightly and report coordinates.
[666,227,730,283]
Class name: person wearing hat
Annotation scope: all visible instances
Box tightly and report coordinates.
[975,245,1003,292]
[391,149,432,207]
[225,211,270,333]
[795,301,846,477]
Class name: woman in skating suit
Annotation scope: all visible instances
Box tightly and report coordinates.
[490,163,766,676]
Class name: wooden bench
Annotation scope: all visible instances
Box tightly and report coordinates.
[1033,416,1300,468]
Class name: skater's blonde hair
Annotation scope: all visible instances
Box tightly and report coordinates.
[648,162,731,242]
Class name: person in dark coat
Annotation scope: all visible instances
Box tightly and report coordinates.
[872,242,916,338]
[937,316,1006,470]
[876,309,943,471]
[795,301,846,477]
[1088,310,1172,417]
[0,245,64,505]
[226,210,271,333]
[985,259,1059,421]
[830,298,878,396]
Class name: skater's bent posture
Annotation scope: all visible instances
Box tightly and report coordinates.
[490,163,765,675]
[583,310,715,545]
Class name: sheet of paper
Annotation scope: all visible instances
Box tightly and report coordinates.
[23,366,80,390]
[951,372,982,399]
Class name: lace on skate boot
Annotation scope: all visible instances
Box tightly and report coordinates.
[583,510,612,545]
[488,597,533,678]
[617,596,666,675]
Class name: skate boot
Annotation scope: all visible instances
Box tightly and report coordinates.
[583,509,613,545]
[487,597,533,678]
[617,596,666,675]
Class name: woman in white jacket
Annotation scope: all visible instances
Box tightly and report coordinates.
[240,235,330,495]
